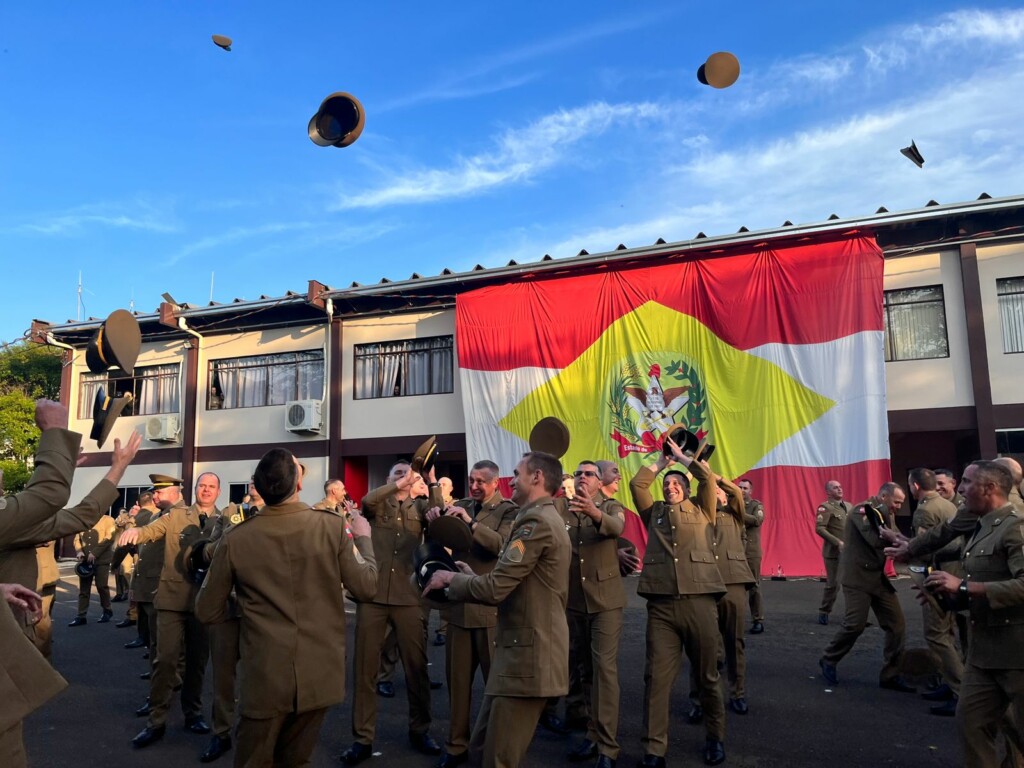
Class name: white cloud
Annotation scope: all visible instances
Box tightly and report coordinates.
[7,201,176,236]
[168,222,314,265]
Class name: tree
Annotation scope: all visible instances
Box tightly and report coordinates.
[0,341,63,399]
[0,342,58,493]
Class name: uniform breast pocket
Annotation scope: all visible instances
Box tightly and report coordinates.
[497,627,535,678]
[643,552,665,566]
[596,565,618,581]
[404,517,423,536]
[689,550,717,583]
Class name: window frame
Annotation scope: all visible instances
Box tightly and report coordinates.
[882,284,950,363]
[207,349,325,410]
[78,363,181,420]
[352,335,455,400]
[996,276,1024,354]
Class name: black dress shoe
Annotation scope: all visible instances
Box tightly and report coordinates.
[638,755,666,768]
[140,671,151,680]
[111,594,127,603]
[200,734,232,762]
[340,742,373,765]
[436,751,468,768]
[433,632,447,646]
[116,618,137,628]
[124,637,146,648]
[98,610,113,624]
[750,621,764,634]
[185,715,212,734]
[68,616,87,627]
[704,738,725,766]
[539,713,570,735]
[132,725,165,749]
[595,756,616,768]
[568,738,598,762]
[410,732,442,756]
[930,698,958,717]
[880,677,915,693]
[921,683,953,701]
[686,704,703,724]
[729,697,749,715]
[819,658,839,685]
[376,681,395,698]
[135,702,151,717]
[817,613,829,625]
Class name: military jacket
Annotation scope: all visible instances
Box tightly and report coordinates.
[75,514,118,566]
[561,492,626,614]
[196,501,378,718]
[911,491,961,574]
[629,461,726,599]
[131,505,163,601]
[448,496,570,698]
[714,479,755,585]
[816,499,848,558]
[960,504,1024,669]
[441,492,517,629]
[361,482,441,606]
[312,497,341,513]
[837,497,894,595]
[135,500,212,612]
[742,498,764,559]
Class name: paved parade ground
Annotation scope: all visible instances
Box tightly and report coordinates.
[27,571,961,768]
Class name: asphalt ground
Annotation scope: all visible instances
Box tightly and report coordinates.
[24,569,964,768]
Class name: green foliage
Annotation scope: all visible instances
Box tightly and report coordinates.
[608,371,643,442]
[0,341,63,399]
[0,390,40,462]
[0,459,32,494]
[667,358,709,433]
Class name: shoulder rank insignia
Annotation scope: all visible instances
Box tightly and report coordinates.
[502,539,526,564]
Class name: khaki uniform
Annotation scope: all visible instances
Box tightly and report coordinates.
[816,499,848,615]
[197,501,378,766]
[131,505,161,653]
[561,492,626,760]
[73,514,117,617]
[351,482,441,745]
[630,461,727,755]
[112,510,137,599]
[0,428,82,767]
[912,491,964,696]
[956,504,1024,767]
[0,478,119,659]
[448,495,571,768]
[821,498,905,683]
[742,498,765,622]
[312,497,341,513]
[437,492,516,758]
[134,501,213,729]
[712,480,755,700]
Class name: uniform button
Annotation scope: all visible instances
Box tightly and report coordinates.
[582,577,586,581]
[715,555,719,560]
[674,558,679,562]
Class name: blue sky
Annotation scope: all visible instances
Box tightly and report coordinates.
[2,2,1024,342]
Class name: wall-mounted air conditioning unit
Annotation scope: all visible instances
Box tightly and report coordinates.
[285,399,322,434]
[146,414,180,442]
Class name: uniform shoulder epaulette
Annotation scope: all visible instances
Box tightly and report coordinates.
[313,505,344,518]
[229,504,258,526]
[817,505,827,513]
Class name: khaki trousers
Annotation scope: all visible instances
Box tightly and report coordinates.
[148,609,209,727]
[235,708,327,768]
[0,721,26,768]
[211,617,241,737]
[818,556,841,614]
[747,555,764,622]
[822,585,905,683]
[352,602,431,744]
[470,695,547,768]
[958,665,1024,768]
[642,595,725,755]
[137,600,158,654]
[568,607,623,759]
[718,584,747,699]
[444,623,494,756]
[921,602,964,695]
[76,563,111,616]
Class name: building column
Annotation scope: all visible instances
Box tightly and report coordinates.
[180,337,200,503]
[959,241,997,458]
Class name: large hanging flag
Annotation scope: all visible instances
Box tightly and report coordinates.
[456,234,889,576]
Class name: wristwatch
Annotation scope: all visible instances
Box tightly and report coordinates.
[958,577,970,600]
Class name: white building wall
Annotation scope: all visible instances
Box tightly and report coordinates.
[977,242,1024,405]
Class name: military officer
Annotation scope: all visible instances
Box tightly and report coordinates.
[558,460,626,768]
[119,474,213,748]
[341,461,443,765]
[111,507,134,601]
[629,437,727,768]
[197,448,379,766]
[425,459,516,768]
[815,480,849,625]
[819,482,913,691]
[737,478,765,633]
[423,450,571,768]
[125,491,161,655]
[936,468,966,509]
[69,512,118,625]
[313,477,349,514]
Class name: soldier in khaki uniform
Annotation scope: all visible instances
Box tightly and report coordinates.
[70,512,118,624]
[423,450,571,768]
[197,448,379,766]
[127,493,162,656]
[737,478,765,633]
[629,439,727,768]
[313,477,350,514]
[935,468,966,509]
[907,467,964,716]
[558,460,626,768]
[426,459,516,768]
[819,483,912,691]
[815,480,848,625]
[888,461,1024,767]
[341,461,443,764]
[120,474,213,748]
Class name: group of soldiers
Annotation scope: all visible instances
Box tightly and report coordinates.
[811,460,1024,768]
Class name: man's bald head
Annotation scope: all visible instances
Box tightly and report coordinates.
[995,457,1023,486]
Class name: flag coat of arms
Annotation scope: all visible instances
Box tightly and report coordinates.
[456,234,889,575]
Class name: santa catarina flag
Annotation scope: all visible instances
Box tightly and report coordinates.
[456,234,889,576]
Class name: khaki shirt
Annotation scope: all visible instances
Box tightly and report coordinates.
[714,478,755,585]
[742,498,765,559]
[911,491,961,574]
[135,501,213,612]
[816,499,848,558]
[837,497,894,595]
[561,492,626,614]
[131,505,163,601]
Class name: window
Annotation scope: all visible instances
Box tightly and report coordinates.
[997,277,1024,353]
[997,429,1024,455]
[354,335,454,399]
[208,350,324,409]
[883,286,949,362]
[112,486,150,515]
[228,482,250,504]
[79,364,180,419]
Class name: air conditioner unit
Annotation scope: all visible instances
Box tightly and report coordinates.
[146,414,180,442]
[285,399,322,434]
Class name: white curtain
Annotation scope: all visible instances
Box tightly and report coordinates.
[214,351,324,408]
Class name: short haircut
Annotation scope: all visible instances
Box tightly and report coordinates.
[908,467,937,491]
[254,448,298,506]
[595,460,618,476]
[935,467,956,480]
[577,460,599,468]
[390,460,411,474]
[324,478,343,495]
[471,460,499,478]
[137,491,153,506]
[738,477,753,487]
[971,460,1014,495]
[664,469,689,484]
[196,471,221,488]
[878,481,902,498]
[995,457,1024,485]
[523,452,562,495]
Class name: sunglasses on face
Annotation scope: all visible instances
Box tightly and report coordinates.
[574,470,598,478]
